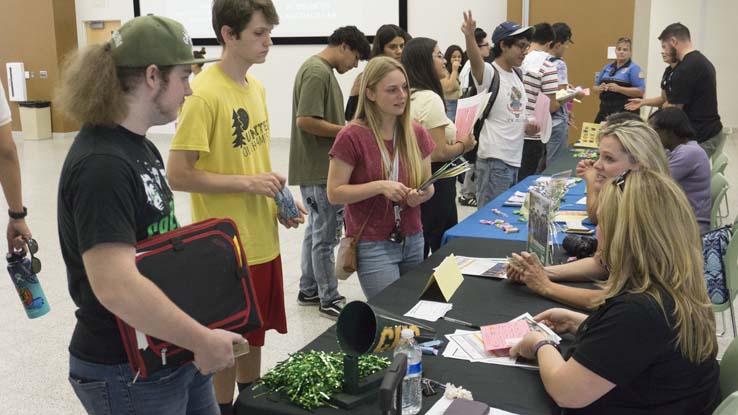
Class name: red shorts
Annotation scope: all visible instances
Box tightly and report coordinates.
[245,255,287,347]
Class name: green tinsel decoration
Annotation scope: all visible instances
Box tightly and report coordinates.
[253,350,390,410]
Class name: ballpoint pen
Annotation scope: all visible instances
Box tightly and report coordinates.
[441,316,481,330]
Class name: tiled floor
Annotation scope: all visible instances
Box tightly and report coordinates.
[0,132,735,414]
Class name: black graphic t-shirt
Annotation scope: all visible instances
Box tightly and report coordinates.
[58,125,179,364]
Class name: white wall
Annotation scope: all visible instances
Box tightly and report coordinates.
[74,0,507,138]
[72,0,736,138]
[74,0,135,49]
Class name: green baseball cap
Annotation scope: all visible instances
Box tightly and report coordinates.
[110,15,219,68]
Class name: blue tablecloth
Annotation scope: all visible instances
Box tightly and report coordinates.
[442,175,592,245]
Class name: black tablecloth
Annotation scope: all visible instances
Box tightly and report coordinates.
[237,238,590,415]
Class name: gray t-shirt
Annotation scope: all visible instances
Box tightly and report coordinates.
[668,140,711,233]
[288,55,345,185]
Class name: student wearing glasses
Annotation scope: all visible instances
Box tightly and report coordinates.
[510,169,720,415]
[462,12,539,207]
[593,37,645,123]
[506,120,669,310]
[327,57,435,299]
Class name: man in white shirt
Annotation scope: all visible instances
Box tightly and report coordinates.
[462,14,538,208]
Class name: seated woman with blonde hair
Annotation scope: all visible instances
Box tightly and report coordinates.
[507,120,669,309]
[510,169,720,414]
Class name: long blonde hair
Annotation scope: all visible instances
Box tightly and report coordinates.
[598,170,717,363]
[598,120,670,175]
[355,56,425,188]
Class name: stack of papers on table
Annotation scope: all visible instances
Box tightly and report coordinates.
[404,300,453,322]
[443,313,561,370]
[454,256,508,279]
[503,191,527,207]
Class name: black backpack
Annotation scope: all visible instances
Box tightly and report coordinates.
[462,64,523,163]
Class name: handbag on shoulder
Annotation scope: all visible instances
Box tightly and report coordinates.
[116,218,262,378]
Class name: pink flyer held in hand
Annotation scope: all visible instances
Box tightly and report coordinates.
[480,319,531,353]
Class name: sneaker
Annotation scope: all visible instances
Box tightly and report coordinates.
[458,195,478,207]
[297,291,320,306]
[319,296,346,320]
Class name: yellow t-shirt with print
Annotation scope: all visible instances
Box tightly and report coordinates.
[171,65,279,265]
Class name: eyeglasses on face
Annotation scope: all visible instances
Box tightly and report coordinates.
[513,41,530,51]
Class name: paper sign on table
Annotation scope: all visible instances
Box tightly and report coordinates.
[480,320,530,354]
[420,254,464,302]
[404,300,453,322]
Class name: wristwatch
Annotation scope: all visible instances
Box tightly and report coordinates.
[533,339,560,356]
[8,206,27,220]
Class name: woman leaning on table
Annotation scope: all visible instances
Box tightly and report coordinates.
[401,36,476,257]
[593,37,645,123]
[507,119,670,310]
[510,170,720,415]
[327,56,435,300]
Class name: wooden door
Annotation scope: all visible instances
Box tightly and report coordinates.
[508,0,636,144]
[85,20,121,45]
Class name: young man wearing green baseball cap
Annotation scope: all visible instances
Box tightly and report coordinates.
[167,1,307,414]
[56,15,244,414]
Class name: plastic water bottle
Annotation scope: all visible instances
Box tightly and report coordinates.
[394,328,422,414]
[6,252,50,319]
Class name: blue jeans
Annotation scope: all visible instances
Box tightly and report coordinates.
[299,185,343,305]
[475,157,518,208]
[546,121,569,165]
[356,232,424,299]
[68,355,217,415]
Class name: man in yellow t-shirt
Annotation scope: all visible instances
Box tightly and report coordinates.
[166,1,304,414]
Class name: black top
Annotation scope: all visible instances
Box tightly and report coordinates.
[667,51,722,142]
[660,65,675,92]
[564,288,721,415]
[58,125,179,364]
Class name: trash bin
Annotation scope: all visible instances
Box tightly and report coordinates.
[18,101,52,140]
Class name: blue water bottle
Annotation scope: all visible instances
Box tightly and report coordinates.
[7,251,50,319]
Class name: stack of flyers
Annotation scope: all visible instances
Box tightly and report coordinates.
[418,155,471,191]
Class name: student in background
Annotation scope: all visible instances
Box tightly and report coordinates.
[345,24,409,121]
[441,44,465,120]
[327,57,435,299]
[658,23,723,158]
[624,47,679,113]
[510,170,720,415]
[402,37,476,256]
[289,26,370,319]
[518,22,560,181]
[462,11,538,208]
[191,47,207,76]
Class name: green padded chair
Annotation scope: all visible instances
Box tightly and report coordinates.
[716,337,738,414]
[714,391,738,415]
[711,173,729,229]
[712,153,729,177]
